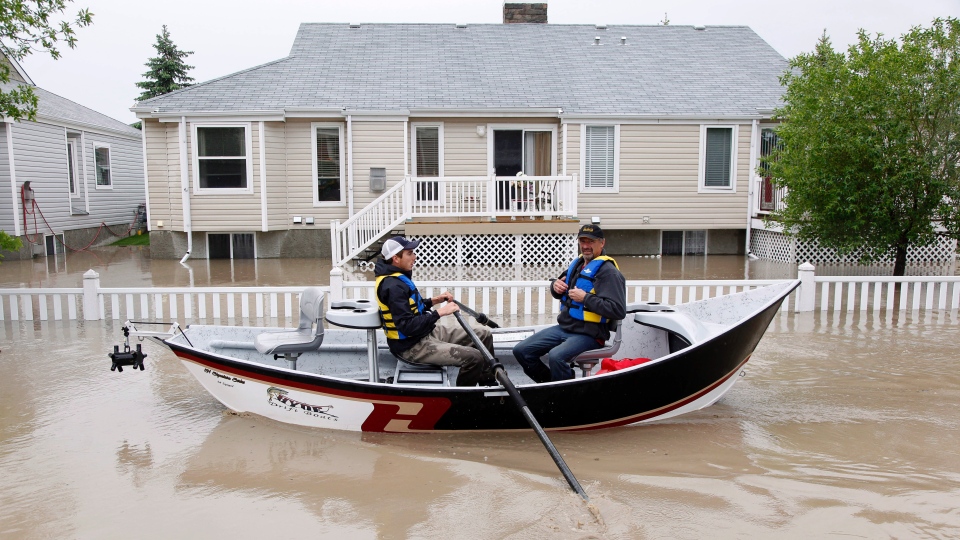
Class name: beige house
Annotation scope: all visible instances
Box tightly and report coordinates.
[134,9,787,265]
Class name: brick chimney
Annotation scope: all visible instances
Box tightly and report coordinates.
[503,3,547,24]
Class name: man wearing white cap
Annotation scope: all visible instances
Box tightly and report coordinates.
[374,236,496,386]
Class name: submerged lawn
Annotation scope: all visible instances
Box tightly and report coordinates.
[111,233,150,247]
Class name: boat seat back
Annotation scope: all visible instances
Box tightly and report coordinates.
[254,287,326,356]
[392,355,448,386]
[569,320,623,377]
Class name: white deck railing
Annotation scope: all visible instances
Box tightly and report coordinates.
[406,175,578,220]
[330,175,579,267]
[2,267,958,324]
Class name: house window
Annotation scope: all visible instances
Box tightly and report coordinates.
[66,139,79,196]
[412,124,442,202]
[208,233,255,259]
[661,230,707,255]
[94,144,111,187]
[311,123,345,205]
[582,125,619,192]
[193,124,252,192]
[699,125,738,192]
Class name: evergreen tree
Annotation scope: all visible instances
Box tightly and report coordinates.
[136,25,194,101]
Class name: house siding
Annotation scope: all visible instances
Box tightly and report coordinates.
[0,125,12,233]
[576,123,751,230]
[437,118,490,177]
[144,119,180,230]
[350,120,405,211]
[80,130,146,229]
[265,121,287,229]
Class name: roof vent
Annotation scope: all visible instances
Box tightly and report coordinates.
[595,24,607,30]
[620,36,626,44]
[693,24,706,31]
[349,23,361,29]
[594,36,600,45]
[455,23,467,29]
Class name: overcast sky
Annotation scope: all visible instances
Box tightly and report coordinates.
[17,0,960,125]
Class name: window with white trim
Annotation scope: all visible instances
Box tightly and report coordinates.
[66,139,80,195]
[412,124,443,202]
[311,123,345,206]
[192,124,252,193]
[582,125,619,192]
[699,125,738,192]
[94,144,111,187]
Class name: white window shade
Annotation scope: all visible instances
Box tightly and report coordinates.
[584,125,615,189]
[704,127,733,187]
[416,127,439,177]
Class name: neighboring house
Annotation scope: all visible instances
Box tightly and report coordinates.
[133,4,789,265]
[0,52,146,260]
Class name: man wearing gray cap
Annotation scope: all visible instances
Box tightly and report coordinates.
[513,224,626,382]
[374,236,496,386]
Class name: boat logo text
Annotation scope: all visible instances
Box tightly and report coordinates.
[267,387,338,420]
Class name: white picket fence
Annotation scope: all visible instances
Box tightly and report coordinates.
[1,267,958,324]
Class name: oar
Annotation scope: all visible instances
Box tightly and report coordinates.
[452,310,588,501]
[452,300,499,328]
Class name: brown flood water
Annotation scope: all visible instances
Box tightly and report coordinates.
[2,248,959,538]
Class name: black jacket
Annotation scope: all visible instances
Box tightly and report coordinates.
[374,258,438,355]
[551,252,627,341]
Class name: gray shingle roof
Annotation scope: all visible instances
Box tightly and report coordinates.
[2,81,142,136]
[139,23,788,117]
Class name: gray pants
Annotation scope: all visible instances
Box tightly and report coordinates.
[403,317,496,386]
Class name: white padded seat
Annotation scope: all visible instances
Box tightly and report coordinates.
[255,287,325,356]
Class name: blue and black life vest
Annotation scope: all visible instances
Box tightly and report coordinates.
[375,272,427,340]
[562,255,619,323]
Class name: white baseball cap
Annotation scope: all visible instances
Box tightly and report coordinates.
[381,236,420,260]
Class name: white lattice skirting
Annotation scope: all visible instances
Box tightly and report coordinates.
[751,228,958,264]
[356,233,576,272]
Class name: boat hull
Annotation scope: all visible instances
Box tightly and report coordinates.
[165,283,790,433]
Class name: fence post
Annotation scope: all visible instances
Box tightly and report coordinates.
[797,262,816,312]
[83,269,101,320]
[329,267,344,302]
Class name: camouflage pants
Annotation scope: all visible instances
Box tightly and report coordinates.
[403,316,496,386]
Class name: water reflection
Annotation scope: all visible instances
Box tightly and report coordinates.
[2,245,957,289]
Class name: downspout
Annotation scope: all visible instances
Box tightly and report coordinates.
[346,113,354,216]
[745,119,759,259]
[5,122,20,236]
[179,116,193,263]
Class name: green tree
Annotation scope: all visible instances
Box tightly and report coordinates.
[135,25,193,101]
[765,18,960,275]
[0,0,93,121]
[0,230,22,261]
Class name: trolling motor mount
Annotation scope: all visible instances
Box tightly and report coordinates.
[109,326,147,372]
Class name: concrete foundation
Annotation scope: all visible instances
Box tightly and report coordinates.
[148,229,332,259]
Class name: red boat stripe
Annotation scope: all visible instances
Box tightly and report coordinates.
[176,350,451,432]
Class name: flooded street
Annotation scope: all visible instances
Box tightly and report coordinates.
[2,247,959,538]
[1,312,958,538]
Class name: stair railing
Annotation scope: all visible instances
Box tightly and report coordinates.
[330,178,409,267]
